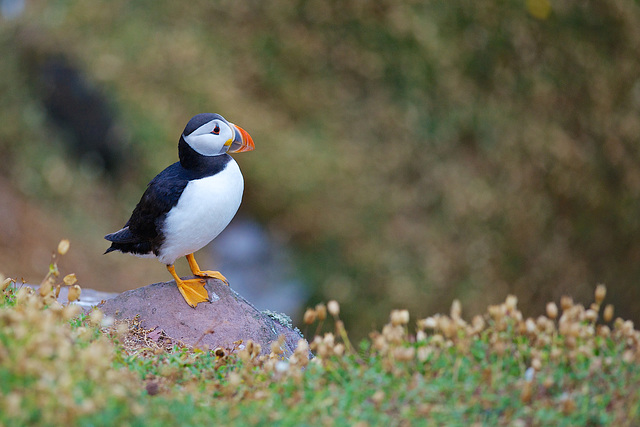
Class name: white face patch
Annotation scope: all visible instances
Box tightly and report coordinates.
[183,119,235,156]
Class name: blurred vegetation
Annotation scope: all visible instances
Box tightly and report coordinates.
[2,278,640,425]
[1,0,640,337]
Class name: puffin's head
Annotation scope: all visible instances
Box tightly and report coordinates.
[182,113,254,156]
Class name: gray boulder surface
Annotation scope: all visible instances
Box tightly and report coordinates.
[98,278,305,357]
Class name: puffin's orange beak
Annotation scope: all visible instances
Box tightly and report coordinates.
[229,124,255,153]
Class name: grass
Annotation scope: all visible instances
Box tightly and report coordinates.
[1,250,639,426]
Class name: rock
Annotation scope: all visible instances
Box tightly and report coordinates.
[98,278,305,357]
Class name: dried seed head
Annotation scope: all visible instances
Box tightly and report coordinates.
[393,346,415,361]
[488,304,506,320]
[57,239,70,255]
[431,334,444,345]
[16,286,34,304]
[450,299,462,319]
[560,296,573,311]
[115,321,129,336]
[536,315,548,328]
[420,317,438,330]
[270,340,283,355]
[323,332,335,347]
[438,316,457,338]
[568,322,581,338]
[101,315,114,328]
[546,302,558,319]
[67,284,81,302]
[39,281,53,297]
[48,262,59,278]
[505,295,518,311]
[63,274,77,286]
[317,342,328,357]
[525,318,536,334]
[63,303,82,320]
[89,309,104,326]
[584,309,598,323]
[390,309,410,326]
[327,300,340,317]
[371,390,385,405]
[1,277,12,291]
[595,284,606,304]
[614,317,624,330]
[597,325,610,338]
[472,315,485,332]
[315,303,327,321]
[622,320,635,336]
[246,340,254,355]
[43,293,58,307]
[417,346,432,362]
[252,343,262,356]
[295,339,309,354]
[532,358,542,370]
[603,304,614,323]
[303,308,317,325]
[228,372,242,387]
[373,335,387,351]
[382,324,405,343]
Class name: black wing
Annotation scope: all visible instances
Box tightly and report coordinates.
[104,162,190,256]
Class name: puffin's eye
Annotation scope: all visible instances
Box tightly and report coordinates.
[212,125,220,135]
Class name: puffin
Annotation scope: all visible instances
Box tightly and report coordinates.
[104,113,254,308]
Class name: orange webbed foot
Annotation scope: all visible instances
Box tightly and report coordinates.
[185,253,229,285]
[193,270,228,284]
[175,278,209,308]
[167,264,210,308]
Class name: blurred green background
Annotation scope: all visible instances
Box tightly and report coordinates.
[1,0,639,338]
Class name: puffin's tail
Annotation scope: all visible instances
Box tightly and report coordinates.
[105,226,136,243]
[104,226,151,255]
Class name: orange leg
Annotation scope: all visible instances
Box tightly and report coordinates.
[167,264,209,308]
[185,253,229,285]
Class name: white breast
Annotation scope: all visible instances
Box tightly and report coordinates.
[157,159,244,265]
